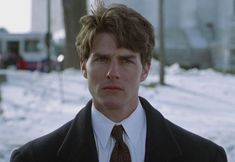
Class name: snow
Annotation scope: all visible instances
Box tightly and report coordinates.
[0,62,235,162]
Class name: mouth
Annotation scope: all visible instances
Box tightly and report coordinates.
[102,85,123,91]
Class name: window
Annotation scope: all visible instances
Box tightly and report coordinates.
[6,41,19,54]
[24,39,40,52]
[230,49,235,65]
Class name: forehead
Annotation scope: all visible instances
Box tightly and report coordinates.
[91,32,117,51]
[91,32,139,57]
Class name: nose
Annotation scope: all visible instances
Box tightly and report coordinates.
[106,60,120,80]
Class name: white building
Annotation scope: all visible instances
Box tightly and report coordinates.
[31,0,64,38]
[31,0,235,71]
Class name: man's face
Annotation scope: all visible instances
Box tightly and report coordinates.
[81,32,150,119]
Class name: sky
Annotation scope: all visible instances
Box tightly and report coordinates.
[0,0,31,33]
[0,62,235,161]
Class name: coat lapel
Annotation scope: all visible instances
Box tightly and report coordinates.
[140,97,182,162]
[57,100,98,162]
[56,97,182,162]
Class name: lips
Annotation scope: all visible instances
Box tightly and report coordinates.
[102,85,123,91]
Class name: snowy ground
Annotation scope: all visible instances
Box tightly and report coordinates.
[0,63,235,162]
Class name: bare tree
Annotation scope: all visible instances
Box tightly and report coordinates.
[62,0,87,69]
[158,0,166,85]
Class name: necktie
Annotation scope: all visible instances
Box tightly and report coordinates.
[110,125,131,162]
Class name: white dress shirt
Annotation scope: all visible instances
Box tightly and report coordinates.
[91,100,147,162]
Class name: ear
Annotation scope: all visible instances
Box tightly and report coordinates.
[140,63,150,82]
[80,61,87,79]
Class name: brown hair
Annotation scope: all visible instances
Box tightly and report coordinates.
[76,2,155,66]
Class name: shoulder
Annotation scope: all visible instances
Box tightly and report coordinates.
[10,101,93,162]
[10,120,72,162]
[139,97,227,162]
[166,119,222,150]
[140,96,222,147]
[166,120,227,161]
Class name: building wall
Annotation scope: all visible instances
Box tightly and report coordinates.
[31,0,64,33]
[202,0,235,71]
[31,0,235,70]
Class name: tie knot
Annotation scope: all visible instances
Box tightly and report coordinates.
[111,125,124,142]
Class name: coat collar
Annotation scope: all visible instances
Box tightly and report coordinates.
[57,97,182,162]
[140,97,182,162]
[57,100,99,162]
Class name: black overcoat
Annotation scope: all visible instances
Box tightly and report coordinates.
[10,97,227,162]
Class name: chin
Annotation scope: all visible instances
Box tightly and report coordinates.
[101,99,123,109]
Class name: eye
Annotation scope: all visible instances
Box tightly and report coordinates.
[121,58,134,64]
[95,56,108,63]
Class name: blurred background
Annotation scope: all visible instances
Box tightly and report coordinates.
[1,0,235,73]
[0,0,235,162]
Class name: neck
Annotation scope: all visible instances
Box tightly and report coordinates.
[93,99,139,123]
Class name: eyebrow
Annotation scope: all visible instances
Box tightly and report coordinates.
[118,55,136,60]
[91,52,109,57]
[92,52,137,59]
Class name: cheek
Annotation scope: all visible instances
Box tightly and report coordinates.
[87,66,105,81]
[124,70,142,84]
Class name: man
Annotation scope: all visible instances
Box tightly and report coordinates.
[11,2,227,162]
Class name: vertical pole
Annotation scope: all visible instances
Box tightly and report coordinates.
[0,74,6,114]
[57,54,65,102]
[58,67,64,102]
[159,0,166,85]
[46,0,52,72]
[0,85,3,114]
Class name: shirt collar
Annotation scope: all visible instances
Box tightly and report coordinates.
[121,101,146,147]
[91,105,115,148]
[91,99,146,148]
